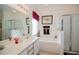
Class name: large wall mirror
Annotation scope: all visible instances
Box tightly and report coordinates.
[0,5,29,41]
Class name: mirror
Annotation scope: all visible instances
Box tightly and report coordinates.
[0,4,29,41]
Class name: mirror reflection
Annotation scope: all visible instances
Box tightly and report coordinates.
[0,5,29,41]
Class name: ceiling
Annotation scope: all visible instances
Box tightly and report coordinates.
[26,4,79,10]
[0,5,26,16]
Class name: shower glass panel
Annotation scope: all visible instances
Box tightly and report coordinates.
[72,15,79,51]
[63,15,71,51]
[63,15,79,53]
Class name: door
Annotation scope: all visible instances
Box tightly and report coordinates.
[72,15,79,51]
[63,15,71,51]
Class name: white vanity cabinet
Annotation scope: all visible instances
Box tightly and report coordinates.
[0,37,39,55]
[19,39,39,55]
[19,48,27,55]
[19,44,34,55]
[34,39,39,55]
[27,44,34,55]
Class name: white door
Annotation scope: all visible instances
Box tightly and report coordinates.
[63,15,71,51]
[72,15,79,51]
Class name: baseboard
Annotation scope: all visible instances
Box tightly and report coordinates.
[64,51,79,55]
[39,50,59,55]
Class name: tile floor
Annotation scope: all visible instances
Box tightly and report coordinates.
[39,50,59,55]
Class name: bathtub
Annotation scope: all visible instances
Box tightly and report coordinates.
[39,31,64,55]
[39,38,61,55]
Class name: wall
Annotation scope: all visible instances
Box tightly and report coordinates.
[26,5,39,36]
[29,4,79,54]
[36,5,79,40]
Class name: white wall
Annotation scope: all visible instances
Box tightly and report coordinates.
[28,4,79,40]
[36,5,79,40]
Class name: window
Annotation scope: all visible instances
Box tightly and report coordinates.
[32,18,38,35]
[43,26,50,35]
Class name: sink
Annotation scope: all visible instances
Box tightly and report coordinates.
[0,45,4,50]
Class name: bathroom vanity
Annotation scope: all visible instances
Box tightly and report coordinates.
[0,36,39,55]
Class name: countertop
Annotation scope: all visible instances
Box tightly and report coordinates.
[0,36,38,55]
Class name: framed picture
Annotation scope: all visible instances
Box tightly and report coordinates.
[26,17,29,25]
[42,15,53,24]
[43,26,50,35]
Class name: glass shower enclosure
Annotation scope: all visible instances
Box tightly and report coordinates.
[63,15,79,54]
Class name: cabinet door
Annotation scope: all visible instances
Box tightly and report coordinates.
[27,49,34,55]
[34,39,39,55]
[27,44,34,55]
[19,49,27,55]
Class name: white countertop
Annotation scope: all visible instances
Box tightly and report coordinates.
[0,36,38,55]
